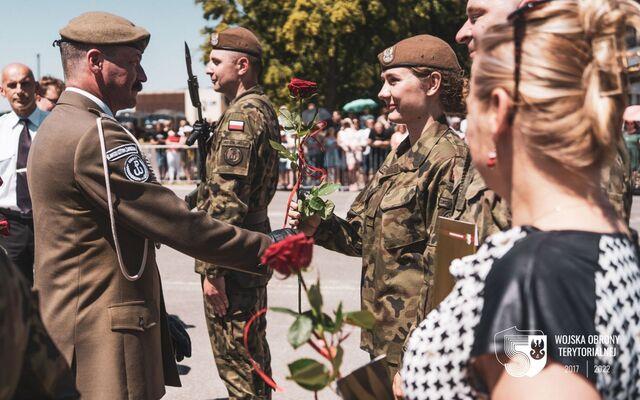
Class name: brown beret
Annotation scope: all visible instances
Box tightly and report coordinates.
[210,27,262,59]
[378,34,461,72]
[59,11,150,52]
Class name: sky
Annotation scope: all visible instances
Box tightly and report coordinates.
[0,0,215,112]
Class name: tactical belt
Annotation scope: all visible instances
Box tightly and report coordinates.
[244,208,268,226]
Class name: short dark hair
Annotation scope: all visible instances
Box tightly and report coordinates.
[410,66,465,115]
[59,42,118,80]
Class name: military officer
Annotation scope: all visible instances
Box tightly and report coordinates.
[28,12,285,400]
[192,26,280,400]
[289,35,509,380]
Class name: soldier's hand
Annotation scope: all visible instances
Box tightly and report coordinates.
[392,371,405,400]
[288,202,321,237]
[186,120,211,146]
[204,276,228,317]
[167,315,192,362]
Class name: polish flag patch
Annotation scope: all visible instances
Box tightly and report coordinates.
[228,120,245,131]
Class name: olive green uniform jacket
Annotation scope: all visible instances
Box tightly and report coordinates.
[28,91,271,400]
[314,120,508,367]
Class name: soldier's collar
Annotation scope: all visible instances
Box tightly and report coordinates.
[229,84,264,106]
[380,121,449,176]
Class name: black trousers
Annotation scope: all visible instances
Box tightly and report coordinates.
[0,210,34,285]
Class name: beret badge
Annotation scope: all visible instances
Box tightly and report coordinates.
[211,32,219,46]
[382,47,394,64]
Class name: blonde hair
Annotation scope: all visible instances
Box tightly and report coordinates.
[473,0,640,172]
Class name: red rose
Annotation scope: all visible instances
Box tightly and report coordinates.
[288,78,318,99]
[0,218,9,237]
[261,233,314,277]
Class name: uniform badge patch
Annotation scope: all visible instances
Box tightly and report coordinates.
[211,32,219,46]
[124,155,150,182]
[224,147,244,166]
[382,46,395,64]
[228,120,244,131]
[106,144,138,162]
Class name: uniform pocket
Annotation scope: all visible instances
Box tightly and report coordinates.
[380,186,426,249]
[214,139,252,176]
[108,301,158,332]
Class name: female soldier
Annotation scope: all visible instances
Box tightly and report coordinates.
[401,0,640,398]
[289,35,508,380]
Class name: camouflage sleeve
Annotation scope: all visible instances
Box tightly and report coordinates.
[313,191,367,257]
[196,110,261,277]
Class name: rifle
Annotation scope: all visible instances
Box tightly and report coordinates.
[184,42,210,208]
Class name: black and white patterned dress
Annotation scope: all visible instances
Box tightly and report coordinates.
[402,226,640,399]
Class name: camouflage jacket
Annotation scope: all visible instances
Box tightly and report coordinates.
[313,120,508,366]
[0,247,78,400]
[195,85,280,287]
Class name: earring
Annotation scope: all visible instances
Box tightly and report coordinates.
[487,151,497,168]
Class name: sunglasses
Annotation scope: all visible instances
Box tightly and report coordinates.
[507,0,555,117]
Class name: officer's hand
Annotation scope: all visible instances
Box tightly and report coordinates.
[392,371,405,400]
[167,315,192,362]
[186,120,211,146]
[288,202,321,237]
[204,276,228,317]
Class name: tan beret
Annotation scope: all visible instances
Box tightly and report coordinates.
[210,27,262,59]
[59,11,150,52]
[378,34,461,72]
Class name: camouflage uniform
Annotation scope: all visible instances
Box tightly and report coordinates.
[313,120,508,377]
[195,85,280,399]
[0,245,78,400]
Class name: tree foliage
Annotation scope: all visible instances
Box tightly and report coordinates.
[196,0,468,110]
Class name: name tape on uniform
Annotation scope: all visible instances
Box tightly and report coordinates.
[106,144,138,162]
[228,120,245,131]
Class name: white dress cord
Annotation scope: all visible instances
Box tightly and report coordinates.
[96,117,148,281]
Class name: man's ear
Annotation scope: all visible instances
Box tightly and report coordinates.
[490,87,513,146]
[86,49,104,74]
[425,71,442,97]
[236,56,250,77]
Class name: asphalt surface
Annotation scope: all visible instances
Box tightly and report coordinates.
[160,185,640,400]
[162,186,366,400]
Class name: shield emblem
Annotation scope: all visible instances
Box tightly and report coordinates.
[495,327,548,378]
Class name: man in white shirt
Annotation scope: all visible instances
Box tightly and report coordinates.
[0,63,47,285]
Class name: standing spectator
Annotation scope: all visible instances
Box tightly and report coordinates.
[376,106,392,129]
[360,118,374,184]
[165,120,183,183]
[624,117,640,173]
[0,63,46,285]
[304,134,324,186]
[330,110,342,131]
[150,121,167,180]
[323,127,343,184]
[359,107,375,127]
[390,123,408,150]
[177,119,194,181]
[367,121,392,176]
[339,118,361,190]
[449,116,464,139]
[36,75,65,112]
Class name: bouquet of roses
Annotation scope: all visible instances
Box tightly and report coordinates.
[270,78,340,224]
[255,233,375,397]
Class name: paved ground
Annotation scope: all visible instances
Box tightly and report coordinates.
[160,185,640,400]
[162,186,366,400]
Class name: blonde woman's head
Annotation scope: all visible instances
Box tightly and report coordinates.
[466,0,640,197]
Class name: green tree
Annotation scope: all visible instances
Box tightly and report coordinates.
[196,0,468,110]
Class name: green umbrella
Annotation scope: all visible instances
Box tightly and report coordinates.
[342,98,378,113]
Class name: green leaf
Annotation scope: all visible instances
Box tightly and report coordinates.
[287,358,331,392]
[269,139,289,154]
[288,315,313,349]
[333,302,344,333]
[344,310,376,329]
[317,183,341,196]
[271,307,299,317]
[331,346,344,375]
[308,196,325,211]
[308,282,323,318]
[320,200,335,220]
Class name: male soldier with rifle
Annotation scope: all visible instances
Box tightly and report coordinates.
[189,27,280,400]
